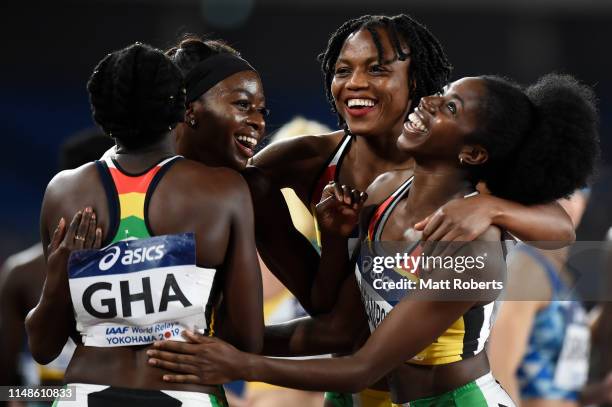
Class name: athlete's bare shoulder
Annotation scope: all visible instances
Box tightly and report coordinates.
[44,163,99,199]
[163,159,250,210]
[249,130,345,190]
[252,130,344,169]
[364,169,414,205]
[0,244,45,310]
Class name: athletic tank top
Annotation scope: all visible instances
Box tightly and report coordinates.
[67,156,220,347]
[309,134,353,248]
[355,177,494,365]
[516,244,589,401]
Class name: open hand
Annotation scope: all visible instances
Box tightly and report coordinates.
[147,330,246,385]
[47,207,102,280]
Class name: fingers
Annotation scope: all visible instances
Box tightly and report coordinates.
[333,182,343,202]
[84,212,97,249]
[147,349,198,365]
[162,374,202,384]
[153,339,197,354]
[48,218,66,253]
[148,358,200,375]
[74,207,93,250]
[421,209,444,240]
[182,330,209,344]
[414,214,431,231]
[93,227,103,249]
[64,211,83,249]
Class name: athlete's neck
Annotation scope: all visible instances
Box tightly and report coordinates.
[114,135,176,172]
[402,161,472,224]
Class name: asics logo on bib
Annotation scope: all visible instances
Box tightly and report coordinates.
[99,245,165,271]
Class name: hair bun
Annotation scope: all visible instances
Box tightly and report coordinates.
[87,42,185,149]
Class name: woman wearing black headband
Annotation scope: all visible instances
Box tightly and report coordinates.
[166,36,268,172]
[26,42,263,406]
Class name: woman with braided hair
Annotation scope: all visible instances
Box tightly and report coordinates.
[216,13,577,407]
[148,72,599,407]
[25,42,263,406]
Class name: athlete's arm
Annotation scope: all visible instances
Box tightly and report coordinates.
[415,194,575,248]
[148,228,505,392]
[26,199,101,364]
[242,166,320,313]
[0,261,27,383]
[262,274,368,356]
[489,250,550,403]
[214,172,264,354]
[246,133,344,314]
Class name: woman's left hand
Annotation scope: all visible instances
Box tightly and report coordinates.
[414,194,497,242]
[147,330,246,385]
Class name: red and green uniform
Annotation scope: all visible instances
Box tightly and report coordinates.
[96,156,181,244]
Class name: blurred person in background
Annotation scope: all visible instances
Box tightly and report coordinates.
[490,190,590,406]
[0,129,114,406]
[490,190,612,406]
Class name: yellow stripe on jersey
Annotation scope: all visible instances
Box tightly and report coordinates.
[118,192,146,220]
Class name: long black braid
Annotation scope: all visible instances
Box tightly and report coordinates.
[318,14,452,128]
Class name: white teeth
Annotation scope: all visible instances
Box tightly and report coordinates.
[237,135,258,148]
[347,98,376,108]
[408,112,427,132]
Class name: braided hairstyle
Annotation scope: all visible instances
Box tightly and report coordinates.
[468,73,599,205]
[167,35,240,87]
[87,43,185,149]
[319,14,452,127]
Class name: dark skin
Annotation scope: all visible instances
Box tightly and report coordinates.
[176,70,267,172]
[146,77,507,403]
[0,244,48,385]
[247,27,574,316]
[25,133,264,397]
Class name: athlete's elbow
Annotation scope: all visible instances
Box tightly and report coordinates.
[25,310,63,364]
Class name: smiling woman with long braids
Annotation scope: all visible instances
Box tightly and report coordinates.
[147,73,599,407]
[246,14,576,321]
[225,15,578,407]
[25,42,263,406]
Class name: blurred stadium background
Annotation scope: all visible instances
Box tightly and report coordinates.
[2,0,611,258]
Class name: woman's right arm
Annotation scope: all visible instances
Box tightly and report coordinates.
[263,273,369,356]
[488,250,550,404]
[245,133,342,314]
[213,173,264,354]
[25,203,101,364]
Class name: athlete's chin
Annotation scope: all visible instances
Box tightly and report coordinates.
[345,121,386,137]
[397,131,427,153]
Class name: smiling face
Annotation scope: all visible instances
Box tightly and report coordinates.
[331,28,412,137]
[176,70,267,171]
[397,77,486,163]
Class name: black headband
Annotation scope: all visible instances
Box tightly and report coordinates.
[184,53,256,103]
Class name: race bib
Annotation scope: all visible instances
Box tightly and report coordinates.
[68,233,216,347]
[553,322,590,390]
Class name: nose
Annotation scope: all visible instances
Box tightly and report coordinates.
[246,111,266,136]
[346,69,368,90]
[420,94,442,114]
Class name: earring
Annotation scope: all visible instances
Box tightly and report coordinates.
[459,156,464,164]
[189,119,196,128]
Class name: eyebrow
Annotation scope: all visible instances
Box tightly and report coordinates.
[336,55,398,66]
[449,93,465,109]
[230,88,253,96]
